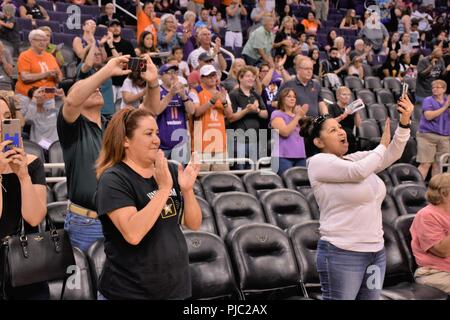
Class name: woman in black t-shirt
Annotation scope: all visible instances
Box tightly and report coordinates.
[0,95,48,300]
[327,86,362,154]
[95,107,202,300]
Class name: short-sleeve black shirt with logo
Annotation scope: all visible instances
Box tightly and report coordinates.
[95,161,190,300]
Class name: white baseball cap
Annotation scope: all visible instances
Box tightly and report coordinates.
[199,65,217,77]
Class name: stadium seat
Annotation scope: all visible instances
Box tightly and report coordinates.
[376,89,395,105]
[364,76,383,91]
[305,192,320,220]
[386,103,400,120]
[241,171,284,198]
[23,140,46,163]
[356,89,376,106]
[323,75,342,89]
[46,201,68,230]
[367,103,388,122]
[356,108,368,121]
[182,196,217,235]
[288,221,321,299]
[319,88,335,104]
[80,5,101,16]
[357,120,381,150]
[377,170,394,195]
[227,223,304,299]
[403,77,416,93]
[48,141,65,177]
[382,194,400,226]
[388,163,425,187]
[383,77,402,95]
[37,0,54,12]
[86,239,105,294]
[260,189,312,230]
[193,179,205,199]
[52,33,77,47]
[201,172,246,205]
[48,11,70,24]
[392,184,427,216]
[184,231,242,299]
[281,167,311,196]
[212,192,266,239]
[53,180,68,201]
[344,75,364,92]
[16,17,33,31]
[380,224,448,300]
[393,214,417,272]
[48,247,95,300]
[36,20,62,33]
[398,139,418,164]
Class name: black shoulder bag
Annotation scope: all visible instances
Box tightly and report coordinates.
[1,216,75,299]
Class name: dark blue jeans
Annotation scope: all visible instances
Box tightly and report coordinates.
[272,157,306,175]
[64,212,104,253]
[316,240,386,300]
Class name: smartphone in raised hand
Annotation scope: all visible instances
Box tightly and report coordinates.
[127,57,147,72]
[1,119,21,152]
[401,82,409,98]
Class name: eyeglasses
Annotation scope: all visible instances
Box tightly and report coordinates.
[32,38,47,42]
[299,67,313,71]
[432,86,445,89]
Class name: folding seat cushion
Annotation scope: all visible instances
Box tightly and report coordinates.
[201,172,246,205]
[281,167,311,196]
[392,184,428,216]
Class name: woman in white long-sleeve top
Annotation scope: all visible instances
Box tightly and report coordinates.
[299,95,414,300]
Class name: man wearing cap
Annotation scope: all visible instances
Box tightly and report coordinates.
[103,19,136,101]
[147,63,195,164]
[187,52,216,90]
[189,64,233,171]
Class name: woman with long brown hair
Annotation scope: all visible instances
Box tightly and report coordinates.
[95,107,201,300]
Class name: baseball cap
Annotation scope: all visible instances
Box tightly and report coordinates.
[159,63,179,75]
[108,19,121,27]
[198,52,214,63]
[199,65,217,77]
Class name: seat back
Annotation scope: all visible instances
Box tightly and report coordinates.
[305,192,320,220]
[86,239,106,294]
[356,89,376,106]
[383,77,402,93]
[392,184,428,216]
[281,167,311,196]
[367,103,388,122]
[393,214,417,273]
[382,194,400,226]
[23,140,45,163]
[261,189,312,230]
[48,247,95,300]
[201,173,246,204]
[48,140,65,177]
[53,180,68,201]
[193,179,205,199]
[227,223,301,298]
[376,89,395,104]
[377,170,394,194]
[388,163,425,186]
[242,171,284,198]
[344,75,364,91]
[364,76,382,90]
[46,201,68,230]
[183,196,217,235]
[184,231,241,299]
[320,88,336,104]
[212,192,266,239]
[288,221,321,285]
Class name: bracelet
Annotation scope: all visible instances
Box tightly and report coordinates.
[148,82,159,89]
[210,99,217,105]
[109,46,116,50]
[182,97,190,102]
[399,121,411,129]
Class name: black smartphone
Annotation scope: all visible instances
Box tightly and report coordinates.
[44,87,57,94]
[1,119,21,152]
[127,57,147,72]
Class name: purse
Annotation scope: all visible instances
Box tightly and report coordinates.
[2,216,75,291]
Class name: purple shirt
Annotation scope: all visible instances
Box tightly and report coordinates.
[419,96,450,136]
[270,110,306,158]
[157,86,189,150]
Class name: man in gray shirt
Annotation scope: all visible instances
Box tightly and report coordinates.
[416,48,449,104]
[225,0,247,50]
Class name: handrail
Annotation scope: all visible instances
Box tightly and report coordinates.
[112,0,137,20]
[439,153,450,173]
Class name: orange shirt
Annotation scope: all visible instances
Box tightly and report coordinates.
[302,19,319,34]
[191,85,227,154]
[193,0,205,4]
[15,49,62,97]
[137,10,160,45]
[222,0,232,6]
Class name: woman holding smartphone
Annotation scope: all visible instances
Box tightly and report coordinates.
[0,95,47,300]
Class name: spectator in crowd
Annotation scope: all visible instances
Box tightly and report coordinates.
[157,14,185,53]
[273,16,299,72]
[328,86,362,154]
[228,66,268,169]
[305,34,319,53]
[358,11,390,54]
[77,43,115,119]
[242,15,275,67]
[189,64,233,171]
[270,88,308,175]
[301,11,320,35]
[334,36,350,65]
[0,4,20,56]
[120,71,147,109]
[387,32,402,53]
[95,107,201,300]
[410,21,420,48]
[399,52,417,79]
[350,39,373,65]
[15,30,62,112]
[399,32,416,55]
[135,30,160,65]
[416,80,450,179]
[382,49,402,78]
[57,55,160,252]
[172,46,190,79]
[416,48,449,104]
[150,63,195,163]
[0,94,47,300]
[73,19,106,64]
[430,31,449,51]
[324,30,337,53]
[309,48,322,78]
[277,57,328,119]
[211,11,226,35]
[301,95,413,300]
[97,3,121,28]
[137,0,160,42]
[187,27,226,74]
[22,86,63,148]
[19,0,49,27]
[322,47,348,86]
[340,9,359,30]
[104,19,137,101]
[0,40,13,91]
[180,10,197,61]
[39,26,64,68]
[154,0,176,13]
[225,0,247,51]
[165,55,189,87]
[250,0,272,29]
[222,58,246,92]
[411,172,450,295]
[194,7,211,31]
[389,6,411,34]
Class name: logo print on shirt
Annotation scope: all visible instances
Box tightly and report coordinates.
[38,61,49,73]
[210,109,218,121]
[161,197,177,219]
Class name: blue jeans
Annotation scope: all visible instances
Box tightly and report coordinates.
[273,157,306,175]
[233,140,258,170]
[97,291,108,300]
[316,240,386,300]
[64,212,104,253]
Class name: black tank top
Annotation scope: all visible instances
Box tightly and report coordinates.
[25,4,44,20]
